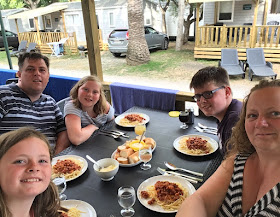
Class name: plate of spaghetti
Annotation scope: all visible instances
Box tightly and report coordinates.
[137,175,195,213]
[115,112,150,127]
[52,155,88,182]
[60,200,97,217]
[173,134,218,156]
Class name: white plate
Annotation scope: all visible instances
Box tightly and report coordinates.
[173,134,218,156]
[111,142,156,167]
[52,155,88,182]
[60,200,97,217]
[137,175,196,213]
[115,112,150,127]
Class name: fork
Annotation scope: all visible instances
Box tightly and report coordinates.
[98,132,121,139]
[100,130,129,138]
[198,123,218,132]
[194,126,217,135]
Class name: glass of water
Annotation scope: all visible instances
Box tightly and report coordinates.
[118,186,136,217]
[52,176,67,200]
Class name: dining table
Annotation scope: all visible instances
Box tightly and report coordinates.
[61,106,223,217]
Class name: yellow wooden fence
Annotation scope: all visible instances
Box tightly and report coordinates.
[194,25,280,62]
[18,32,78,54]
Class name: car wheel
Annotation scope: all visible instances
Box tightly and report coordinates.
[112,53,121,57]
[162,38,169,50]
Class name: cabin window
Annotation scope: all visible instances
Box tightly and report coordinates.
[29,18,34,29]
[271,0,280,13]
[109,12,114,27]
[145,18,151,25]
[218,1,235,22]
[45,15,52,29]
[65,14,80,26]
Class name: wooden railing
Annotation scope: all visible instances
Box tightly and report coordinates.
[18,32,78,54]
[194,24,280,62]
[196,25,280,49]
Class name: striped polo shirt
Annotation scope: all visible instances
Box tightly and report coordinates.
[0,83,66,148]
[217,154,280,217]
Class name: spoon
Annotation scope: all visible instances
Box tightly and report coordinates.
[86,155,103,171]
[164,162,203,177]
[198,123,217,132]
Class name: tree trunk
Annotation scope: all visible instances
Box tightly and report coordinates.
[161,10,167,33]
[158,0,171,34]
[175,0,185,51]
[126,0,150,66]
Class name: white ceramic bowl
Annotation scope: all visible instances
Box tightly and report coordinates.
[93,158,119,181]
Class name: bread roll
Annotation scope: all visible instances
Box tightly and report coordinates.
[120,148,134,158]
[144,138,156,148]
[117,145,127,152]
[117,157,128,164]
[128,151,139,164]
[114,151,120,159]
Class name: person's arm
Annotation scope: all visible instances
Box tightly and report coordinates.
[105,102,115,121]
[65,114,98,145]
[54,130,70,155]
[176,155,235,217]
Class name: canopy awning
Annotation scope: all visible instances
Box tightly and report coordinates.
[7,5,68,19]
[189,0,235,3]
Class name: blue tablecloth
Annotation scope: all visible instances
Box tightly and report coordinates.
[110,82,179,114]
[0,69,17,85]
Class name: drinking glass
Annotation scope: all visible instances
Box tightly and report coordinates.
[134,124,146,140]
[118,186,136,217]
[179,110,190,129]
[53,176,67,200]
[139,147,152,170]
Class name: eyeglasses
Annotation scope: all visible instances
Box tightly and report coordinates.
[192,86,225,102]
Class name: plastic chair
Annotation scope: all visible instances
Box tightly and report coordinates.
[47,37,68,57]
[6,78,18,84]
[10,40,27,56]
[246,48,277,81]
[218,49,245,79]
[56,97,70,116]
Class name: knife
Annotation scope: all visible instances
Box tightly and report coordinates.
[157,167,201,183]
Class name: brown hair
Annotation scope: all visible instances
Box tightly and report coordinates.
[70,75,107,114]
[227,79,280,157]
[18,52,50,70]
[190,66,230,89]
[0,127,60,217]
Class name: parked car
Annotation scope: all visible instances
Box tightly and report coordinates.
[108,26,169,57]
[0,30,19,48]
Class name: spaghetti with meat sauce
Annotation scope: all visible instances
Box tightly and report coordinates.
[119,114,146,126]
[52,158,83,180]
[140,181,188,211]
[179,136,213,155]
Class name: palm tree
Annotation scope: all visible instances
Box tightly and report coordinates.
[126,0,150,66]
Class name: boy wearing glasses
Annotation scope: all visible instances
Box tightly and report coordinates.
[190,66,242,155]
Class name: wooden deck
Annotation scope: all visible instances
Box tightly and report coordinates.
[17,30,106,55]
[195,25,280,63]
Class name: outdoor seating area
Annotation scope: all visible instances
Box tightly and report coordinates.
[218,47,277,81]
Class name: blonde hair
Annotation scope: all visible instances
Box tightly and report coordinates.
[70,75,107,114]
[227,79,280,157]
[0,127,60,217]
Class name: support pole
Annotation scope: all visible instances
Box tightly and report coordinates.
[81,0,103,80]
[0,10,13,69]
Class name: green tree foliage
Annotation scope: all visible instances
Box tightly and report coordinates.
[0,0,73,9]
[0,0,24,9]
